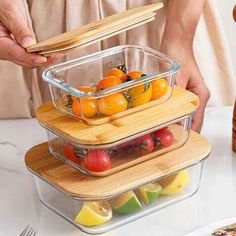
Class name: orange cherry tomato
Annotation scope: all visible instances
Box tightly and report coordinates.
[127,71,152,107]
[98,75,122,90]
[80,98,97,118]
[97,93,128,116]
[72,86,97,118]
[127,71,143,80]
[78,86,97,93]
[151,78,169,100]
[106,68,127,82]
[128,83,152,107]
[72,96,81,116]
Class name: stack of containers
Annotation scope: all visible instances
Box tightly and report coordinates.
[25,45,211,234]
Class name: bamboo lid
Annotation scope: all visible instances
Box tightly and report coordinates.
[26,3,163,56]
[36,86,199,146]
[25,131,211,200]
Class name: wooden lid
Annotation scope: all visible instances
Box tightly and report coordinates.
[36,86,200,146]
[26,3,163,56]
[25,131,211,200]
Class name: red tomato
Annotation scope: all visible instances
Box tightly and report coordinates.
[84,150,112,172]
[64,143,82,165]
[152,128,174,148]
[114,140,135,152]
[132,134,154,156]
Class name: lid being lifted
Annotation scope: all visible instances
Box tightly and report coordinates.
[26,3,163,56]
[36,86,199,146]
[25,131,210,200]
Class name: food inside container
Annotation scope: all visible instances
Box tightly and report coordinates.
[25,131,210,234]
[36,86,199,146]
[47,114,192,176]
[32,164,203,234]
[43,45,180,125]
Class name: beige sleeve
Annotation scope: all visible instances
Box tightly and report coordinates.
[194,0,236,106]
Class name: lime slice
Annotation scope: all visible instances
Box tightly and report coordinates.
[136,182,162,205]
[74,201,112,226]
[160,170,190,195]
[109,191,142,214]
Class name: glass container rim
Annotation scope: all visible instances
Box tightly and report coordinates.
[42,112,195,149]
[27,157,207,201]
[42,45,180,98]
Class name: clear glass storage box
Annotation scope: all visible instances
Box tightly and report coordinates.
[47,114,192,177]
[43,45,180,125]
[34,164,203,234]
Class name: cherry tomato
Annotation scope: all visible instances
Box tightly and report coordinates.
[98,75,122,90]
[80,98,97,118]
[72,96,81,116]
[64,143,82,165]
[132,134,154,156]
[151,78,169,100]
[84,149,112,172]
[106,68,127,82]
[128,83,152,107]
[152,128,174,148]
[97,93,128,116]
[78,86,97,93]
[72,86,97,118]
[127,71,152,107]
[115,140,135,152]
[127,71,143,79]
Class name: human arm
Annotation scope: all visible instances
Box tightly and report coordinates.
[160,0,210,132]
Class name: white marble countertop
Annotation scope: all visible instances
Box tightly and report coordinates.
[0,106,235,236]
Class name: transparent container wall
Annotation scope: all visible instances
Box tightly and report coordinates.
[44,45,179,124]
[47,115,192,177]
[34,163,203,234]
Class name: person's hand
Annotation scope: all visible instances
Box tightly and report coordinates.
[161,43,210,132]
[0,0,63,68]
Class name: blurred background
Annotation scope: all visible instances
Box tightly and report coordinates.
[216,0,236,76]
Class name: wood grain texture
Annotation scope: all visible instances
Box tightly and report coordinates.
[39,15,155,56]
[27,3,163,53]
[25,131,211,200]
[57,84,170,126]
[36,86,200,145]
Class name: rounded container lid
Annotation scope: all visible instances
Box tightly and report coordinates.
[25,130,211,201]
[36,86,199,146]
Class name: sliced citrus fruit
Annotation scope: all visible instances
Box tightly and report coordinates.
[109,191,142,214]
[74,201,112,226]
[159,170,190,195]
[135,182,162,205]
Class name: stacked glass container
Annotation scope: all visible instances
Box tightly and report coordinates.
[25,45,211,234]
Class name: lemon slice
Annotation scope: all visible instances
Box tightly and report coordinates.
[74,201,112,226]
[160,170,190,195]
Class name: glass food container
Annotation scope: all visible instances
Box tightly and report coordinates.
[25,131,210,234]
[34,166,202,235]
[42,45,180,125]
[47,114,192,177]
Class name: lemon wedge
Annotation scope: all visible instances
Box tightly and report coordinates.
[74,201,112,226]
[110,191,142,214]
[136,182,162,205]
[160,170,190,195]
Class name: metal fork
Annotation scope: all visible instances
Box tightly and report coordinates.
[19,225,37,236]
